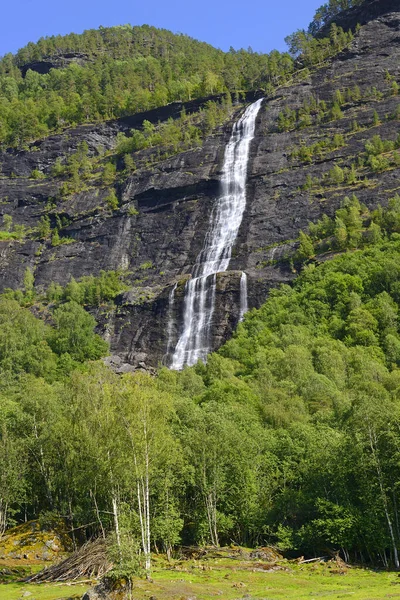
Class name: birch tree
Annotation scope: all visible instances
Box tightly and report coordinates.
[120,373,177,575]
[351,388,400,568]
[0,401,26,536]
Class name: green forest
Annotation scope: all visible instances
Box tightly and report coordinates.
[0,12,356,149]
[0,25,293,148]
[3,196,400,572]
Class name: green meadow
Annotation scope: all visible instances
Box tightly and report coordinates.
[2,558,399,600]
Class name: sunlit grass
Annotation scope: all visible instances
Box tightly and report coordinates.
[0,582,87,600]
[1,557,399,599]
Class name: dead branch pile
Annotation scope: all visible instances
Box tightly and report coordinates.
[25,538,112,583]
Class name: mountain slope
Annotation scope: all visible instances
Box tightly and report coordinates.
[0,24,293,147]
[0,2,400,368]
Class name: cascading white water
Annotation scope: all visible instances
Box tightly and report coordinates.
[163,282,178,364]
[239,272,248,322]
[169,98,263,370]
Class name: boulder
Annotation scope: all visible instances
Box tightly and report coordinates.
[0,520,72,562]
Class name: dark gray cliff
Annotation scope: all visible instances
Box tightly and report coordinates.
[1,10,400,368]
[318,0,400,36]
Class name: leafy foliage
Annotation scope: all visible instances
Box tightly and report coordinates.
[308,0,364,35]
[3,209,400,567]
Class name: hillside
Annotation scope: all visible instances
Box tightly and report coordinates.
[0,0,399,368]
[0,24,294,147]
[2,0,400,580]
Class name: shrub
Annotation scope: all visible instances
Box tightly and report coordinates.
[31,169,45,180]
[105,189,119,211]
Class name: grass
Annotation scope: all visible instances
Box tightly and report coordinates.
[140,558,400,600]
[0,560,88,599]
[2,554,400,600]
[0,582,88,600]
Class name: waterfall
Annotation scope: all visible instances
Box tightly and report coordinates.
[169,98,263,370]
[239,272,248,322]
[163,282,178,364]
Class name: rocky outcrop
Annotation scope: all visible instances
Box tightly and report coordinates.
[0,520,72,561]
[318,0,400,37]
[1,10,400,367]
[20,52,91,76]
[82,578,134,600]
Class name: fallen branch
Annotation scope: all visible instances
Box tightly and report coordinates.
[52,579,96,586]
[24,538,112,583]
[299,556,328,564]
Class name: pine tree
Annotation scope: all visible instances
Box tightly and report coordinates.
[334,216,348,249]
[105,189,119,211]
[23,267,35,300]
[2,214,12,232]
[102,162,117,185]
[373,110,380,126]
[329,164,345,185]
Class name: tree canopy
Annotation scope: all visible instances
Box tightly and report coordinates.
[3,215,400,569]
[0,25,294,148]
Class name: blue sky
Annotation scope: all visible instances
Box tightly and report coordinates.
[1,0,322,57]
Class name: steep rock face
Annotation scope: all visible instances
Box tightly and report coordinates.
[1,10,400,367]
[318,0,400,36]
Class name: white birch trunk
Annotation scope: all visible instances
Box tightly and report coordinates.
[0,500,8,537]
[143,422,151,574]
[369,426,399,569]
[112,493,121,549]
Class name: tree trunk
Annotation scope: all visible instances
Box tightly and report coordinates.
[124,415,152,575]
[0,500,8,537]
[143,424,151,574]
[32,421,53,509]
[112,493,121,549]
[68,500,77,551]
[205,488,219,547]
[134,453,151,574]
[369,426,399,569]
[90,488,106,539]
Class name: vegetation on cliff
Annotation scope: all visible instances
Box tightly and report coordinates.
[309,0,364,35]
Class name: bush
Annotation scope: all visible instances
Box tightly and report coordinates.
[30,169,45,180]
[105,189,119,210]
[49,301,108,361]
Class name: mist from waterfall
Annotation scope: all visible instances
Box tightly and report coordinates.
[168,98,263,370]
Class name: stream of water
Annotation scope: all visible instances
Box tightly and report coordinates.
[168,98,263,370]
